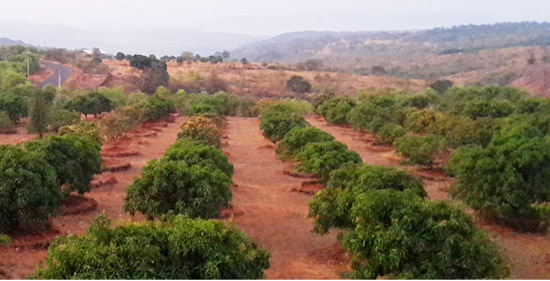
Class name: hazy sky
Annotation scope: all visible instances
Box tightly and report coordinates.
[1,0,549,35]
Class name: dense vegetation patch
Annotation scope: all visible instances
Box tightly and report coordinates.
[260,103,308,142]
[33,215,270,279]
[124,159,232,220]
[276,127,334,160]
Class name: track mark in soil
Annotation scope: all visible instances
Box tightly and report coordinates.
[221,117,350,279]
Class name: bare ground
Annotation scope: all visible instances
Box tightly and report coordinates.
[222,117,350,279]
[306,115,550,279]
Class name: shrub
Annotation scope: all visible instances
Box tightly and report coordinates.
[447,131,550,227]
[326,164,426,197]
[33,215,270,279]
[318,97,356,125]
[178,116,222,148]
[124,159,232,219]
[259,104,308,142]
[0,111,12,131]
[0,145,61,233]
[312,92,335,114]
[429,79,453,94]
[394,135,446,166]
[0,234,10,247]
[45,109,80,132]
[286,75,311,94]
[25,134,102,195]
[0,92,27,122]
[58,122,103,145]
[276,127,334,160]
[340,190,509,279]
[294,141,362,182]
[377,123,406,145]
[164,138,233,176]
[65,92,113,119]
[463,99,515,119]
[140,88,175,121]
[309,164,426,234]
[403,108,438,134]
[99,112,137,146]
[346,102,393,133]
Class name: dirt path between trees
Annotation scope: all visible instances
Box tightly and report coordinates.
[305,115,550,279]
[0,116,186,279]
[222,117,350,279]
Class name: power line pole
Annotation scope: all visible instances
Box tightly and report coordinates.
[58,69,61,88]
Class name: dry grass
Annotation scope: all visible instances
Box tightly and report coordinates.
[103,59,428,97]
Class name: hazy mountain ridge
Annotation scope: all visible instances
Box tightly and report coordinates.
[231,22,550,63]
[0,37,29,47]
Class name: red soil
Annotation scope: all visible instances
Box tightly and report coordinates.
[0,116,187,279]
[221,117,351,279]
[306,115,550,279]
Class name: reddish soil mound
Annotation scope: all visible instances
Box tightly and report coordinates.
[128,131,157,138]
[308,243,351,265]
[291,180,324,195]
[102,158,132,172]
[61,194,98,216]
[91,174,118,188]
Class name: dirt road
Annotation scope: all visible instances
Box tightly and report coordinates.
[222,117,350,279]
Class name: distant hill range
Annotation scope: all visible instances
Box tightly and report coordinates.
[232,22,550,63]
[0,37,29,47]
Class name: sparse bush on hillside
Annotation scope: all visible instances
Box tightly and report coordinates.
[286,75,312,94]
[115,52,126,60]
[25,134,101,196]
[276,127,334,160]
[0,145,61,233]
[124,159,232,220]
[33,215,270,279]
[429,79,453,94]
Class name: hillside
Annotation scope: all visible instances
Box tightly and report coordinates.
[233,22,550,63]
[0,37,28,46]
